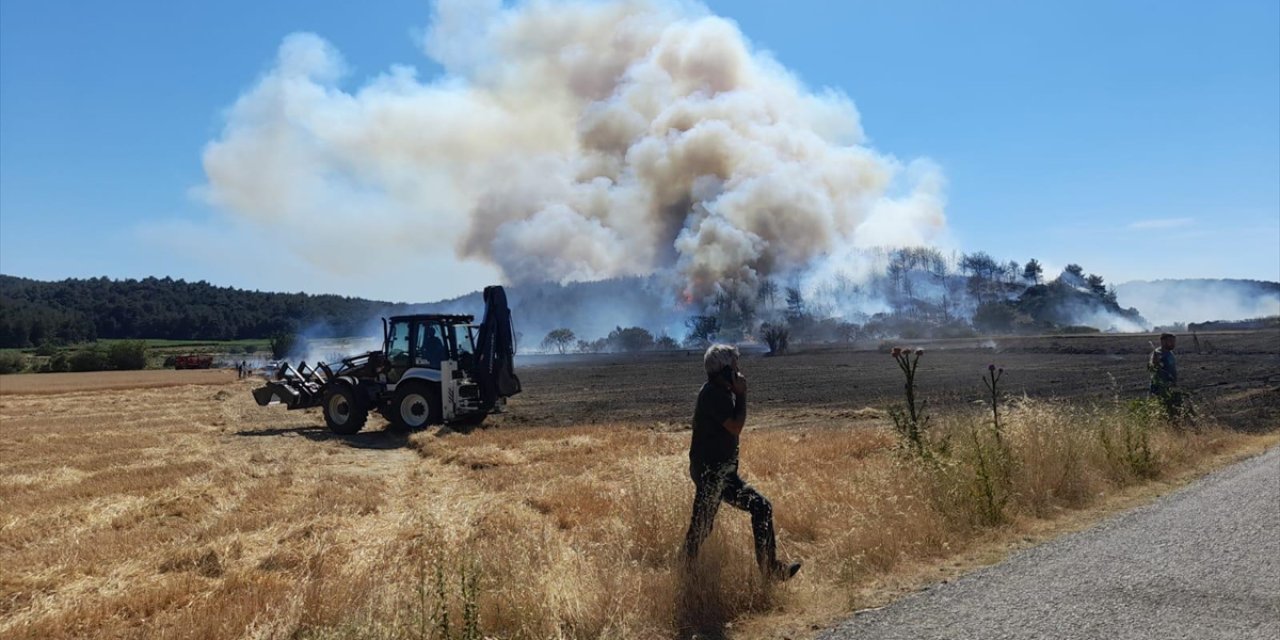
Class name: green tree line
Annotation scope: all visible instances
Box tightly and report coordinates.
[0,275,410,348]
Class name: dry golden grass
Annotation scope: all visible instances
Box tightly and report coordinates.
[0,378,1273,640]
[0,369,235,395]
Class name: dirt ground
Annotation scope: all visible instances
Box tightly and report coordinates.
[0,329,1275,639]
[503,329,1280,431]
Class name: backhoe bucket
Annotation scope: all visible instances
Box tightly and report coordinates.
[252,381,318,410]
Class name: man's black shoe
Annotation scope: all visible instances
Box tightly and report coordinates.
[769,561,801,582]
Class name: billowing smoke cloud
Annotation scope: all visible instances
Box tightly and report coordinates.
[1114,279,1280,326]
[203,0,946,303]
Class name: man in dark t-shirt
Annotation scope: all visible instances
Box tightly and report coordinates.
[1149,333,1178,393]
[1149,332,1187,419]
[683,344,800,581]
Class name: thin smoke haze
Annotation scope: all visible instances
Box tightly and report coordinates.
[203,0,947,305]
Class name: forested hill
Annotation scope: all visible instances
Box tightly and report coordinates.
[5,272,1277,350]
[0,274,678,349]
[0,275,418,348]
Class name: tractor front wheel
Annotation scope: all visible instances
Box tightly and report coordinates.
[392,380,440,430]
[323,384,368,435]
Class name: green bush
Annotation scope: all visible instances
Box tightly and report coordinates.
[48,352,70,372]
[107,340,148,370]
[270,333,298,360]
[607,326,654,352]
[69,348,109,372]
[760,323,789,355]
[0,351,27,374]
[34,343,59,357]
[1099,399,1160,480]
[973,302,1016,333]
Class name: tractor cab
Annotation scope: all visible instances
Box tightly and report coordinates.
[382,314,476,380]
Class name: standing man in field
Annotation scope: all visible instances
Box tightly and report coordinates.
[683,344,801,581]
[1149,333,1185,418]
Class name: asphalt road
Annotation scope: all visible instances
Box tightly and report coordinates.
[821,446,1280,640]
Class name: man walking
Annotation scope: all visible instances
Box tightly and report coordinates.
[683,344,800,581]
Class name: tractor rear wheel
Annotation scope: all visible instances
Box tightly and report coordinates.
[323,384,367,435]
[392,380,440,430]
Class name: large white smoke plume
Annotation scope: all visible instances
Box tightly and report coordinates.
[204,0,946,304]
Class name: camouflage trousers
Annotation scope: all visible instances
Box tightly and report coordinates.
[682,460,778,575]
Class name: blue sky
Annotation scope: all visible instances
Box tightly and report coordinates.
[1,0,1277,302]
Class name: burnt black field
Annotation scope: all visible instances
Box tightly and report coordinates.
[500,330,1280,431]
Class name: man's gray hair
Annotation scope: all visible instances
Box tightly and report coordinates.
[703,343,740,375]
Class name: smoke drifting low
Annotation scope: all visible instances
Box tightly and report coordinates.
[203,0,946,303]
[1114,280,1280,327]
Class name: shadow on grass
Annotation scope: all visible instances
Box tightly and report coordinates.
[235,424,412,450]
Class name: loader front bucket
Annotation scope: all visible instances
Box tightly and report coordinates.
[252,381,317,410]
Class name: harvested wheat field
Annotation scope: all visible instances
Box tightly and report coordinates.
[1,331,1277,639]
[0,369,236,395]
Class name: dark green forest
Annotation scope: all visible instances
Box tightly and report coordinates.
[0,275,415,348]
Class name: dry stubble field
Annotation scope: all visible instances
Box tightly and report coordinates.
[1,330,1277,639]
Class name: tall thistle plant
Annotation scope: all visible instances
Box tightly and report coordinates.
[983,364,1005,446]
[889,347,930,457]
[970,364,1014,525]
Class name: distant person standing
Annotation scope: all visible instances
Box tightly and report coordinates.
[682,344,801,581]
[235,362,243,379]
[1148,333,1185,418]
